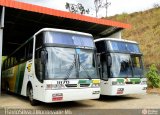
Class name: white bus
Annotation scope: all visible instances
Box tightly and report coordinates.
[2,28,100,105]
[94,38,147,96]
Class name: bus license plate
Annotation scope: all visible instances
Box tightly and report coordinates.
[52,93,63,101]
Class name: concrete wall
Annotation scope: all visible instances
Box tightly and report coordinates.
[108,31,122,39]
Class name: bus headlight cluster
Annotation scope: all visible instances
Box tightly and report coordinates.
[46,84,65,90]
[141,81,147,85]
[91,79,100,88]
[91,83,100,88]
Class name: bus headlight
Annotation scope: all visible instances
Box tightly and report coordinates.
[46,84,65,90]
[91,79,100,88]
[91,83,100,88]
[141,81,147,85]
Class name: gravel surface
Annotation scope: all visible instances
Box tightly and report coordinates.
[0,93,160,109]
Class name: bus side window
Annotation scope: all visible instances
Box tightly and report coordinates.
[26,43,30,59]
[10,57,13,67]
[35,49,43,82]
[2,60,6,70]
[28,39,33,58]
[7,58,10,68]
[36,33,43,49]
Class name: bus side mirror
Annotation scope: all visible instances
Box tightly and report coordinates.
[96,53,101,69]
[41,50,48,65]
[107,55,112,67]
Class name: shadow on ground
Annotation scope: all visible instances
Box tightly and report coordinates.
[98,95,140,102]
[0,92,92,109]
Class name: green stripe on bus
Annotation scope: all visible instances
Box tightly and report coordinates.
[78,80,91,84]
[117,79,124,83]
[130,79,141,83]
[14,63,26,94]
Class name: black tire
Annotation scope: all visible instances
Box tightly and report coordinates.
[5,83,10,94]
[27,86,38,106]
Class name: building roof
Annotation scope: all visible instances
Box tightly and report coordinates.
[0,0,131,55]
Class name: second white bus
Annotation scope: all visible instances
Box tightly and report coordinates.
[95,38,147,96]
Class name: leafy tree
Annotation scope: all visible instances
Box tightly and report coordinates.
[146,64,160,88]
[153,3,160,8]
[94,0,111,17]
[94,0,103,17]
[65,2,90,15]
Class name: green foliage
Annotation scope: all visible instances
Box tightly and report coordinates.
[146,64,160,88]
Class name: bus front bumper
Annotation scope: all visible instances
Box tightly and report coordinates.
[42,88,100,103]
[101,84,147,96]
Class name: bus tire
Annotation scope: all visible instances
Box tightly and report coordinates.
[27,85,38,106]
[5,82,10,94]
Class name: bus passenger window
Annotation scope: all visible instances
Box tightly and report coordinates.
[35,49,43,82]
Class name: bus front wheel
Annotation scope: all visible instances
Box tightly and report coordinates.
[27,86,38,106]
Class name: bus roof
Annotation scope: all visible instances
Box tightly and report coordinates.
[7,28,94,59]
[94,38,138,44]
[34,28,93,37]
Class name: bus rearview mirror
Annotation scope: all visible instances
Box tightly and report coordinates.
[96,53,101,68]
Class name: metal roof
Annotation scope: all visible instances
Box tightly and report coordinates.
[0,0,131,55]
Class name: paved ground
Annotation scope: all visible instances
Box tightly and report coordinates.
[0,93,160,109]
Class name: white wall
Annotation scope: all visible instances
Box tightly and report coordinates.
[108,31,122,39]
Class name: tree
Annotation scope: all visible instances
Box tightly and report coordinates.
[94,0,111,17]
[146,64,160,88]
[65,2,90,15]
[153,3,160,8]
[94,0,103,17]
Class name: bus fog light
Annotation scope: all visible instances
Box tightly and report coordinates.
[92,91,100,94]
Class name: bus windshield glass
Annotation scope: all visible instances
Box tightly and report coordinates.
[110,53,143,78]
[77,49,98,79]
[108,41,140,53]
[110,53,132,78]
[44,31,94,48]
[44,47,98,79]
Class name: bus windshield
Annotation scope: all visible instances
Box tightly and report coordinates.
[108,41,140,53]
[110,53,143,78]
[44,47,98,79]
[44,31,94,48]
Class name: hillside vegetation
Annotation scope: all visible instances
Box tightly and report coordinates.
[108,7,160,69]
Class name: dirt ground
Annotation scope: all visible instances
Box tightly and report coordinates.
[0,92,160,109]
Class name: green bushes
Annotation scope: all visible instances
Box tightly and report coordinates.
[146,64,160,88]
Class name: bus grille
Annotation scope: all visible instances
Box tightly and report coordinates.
[126,82,141,84]
[80,84,90,87]
[65,84,77,87]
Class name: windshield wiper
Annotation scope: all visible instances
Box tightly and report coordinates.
[64,55,76,80]
[77,54,91,80]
